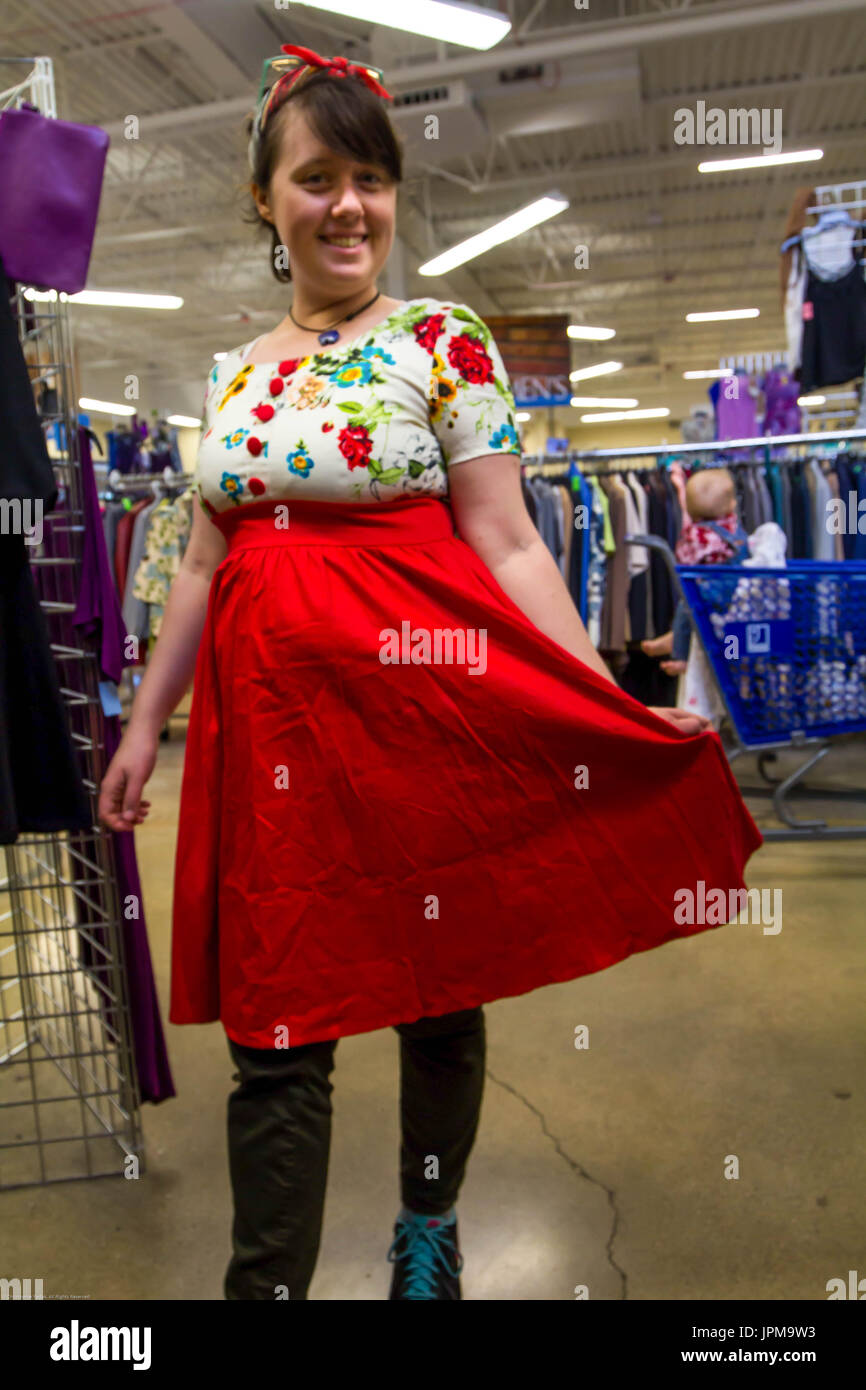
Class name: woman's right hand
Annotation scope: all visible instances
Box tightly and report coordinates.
[98,725,158,832]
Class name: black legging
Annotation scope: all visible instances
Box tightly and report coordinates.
[224,1006,486,1299]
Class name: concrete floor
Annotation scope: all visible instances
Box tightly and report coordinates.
[2,724,864,1300]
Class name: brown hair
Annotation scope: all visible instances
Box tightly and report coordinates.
[779,186,815,308]
[244,68,404,284]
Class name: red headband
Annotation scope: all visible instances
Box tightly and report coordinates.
[279,43,393,101]
[249,43,393,170]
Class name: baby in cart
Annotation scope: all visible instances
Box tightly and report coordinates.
[642,467,787,724]
[642,468,749,676]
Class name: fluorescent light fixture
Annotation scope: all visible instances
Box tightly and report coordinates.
[569,360,623,382]
[580,407,670,423]
[570,396,638,408]
[24,287,183,309]
[73,291,183,309]
[515,411,532,423]
[289,1,511,49]
[683,368,735,379]
[797,395,826,406]
[686,309,760,322]
[79,397,136,416]
[419,194,568,275]
[567,325,616,341]
[698,149,823,173]
[214,351,228,362]
[167,413,205,428]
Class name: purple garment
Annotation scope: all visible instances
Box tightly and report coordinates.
[761,368,802,436]
[73,429,129,684]
[102,716,175,1104]
[107,429,142,474]
[73,426,175,1104]
[147,445,173,474]
[715,372,758,441]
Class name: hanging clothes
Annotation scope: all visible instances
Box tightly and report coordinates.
[799,262,866,393]
[0,253,90,843]
[131,487,194,640]
[72,427,175,1105]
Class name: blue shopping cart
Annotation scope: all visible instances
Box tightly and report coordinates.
[628,538,866,840]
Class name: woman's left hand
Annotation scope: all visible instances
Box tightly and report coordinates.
[648,706,711,735]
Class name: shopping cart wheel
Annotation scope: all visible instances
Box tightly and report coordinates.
[757,752,780,784]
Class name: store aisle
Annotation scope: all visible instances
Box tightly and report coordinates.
[3,732,864,1301]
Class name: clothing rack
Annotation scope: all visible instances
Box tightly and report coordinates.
[0,56,145,1190]
[719,351,785,374]
[781,178,866,251]
[522,427,866,468]
[808,180,866,216]
[102,468,193,493]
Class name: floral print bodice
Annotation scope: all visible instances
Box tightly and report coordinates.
[193,298,523,516]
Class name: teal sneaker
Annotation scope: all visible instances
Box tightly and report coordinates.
[387,1211,464,1299]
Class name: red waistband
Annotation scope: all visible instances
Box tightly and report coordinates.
[213,497,456,551]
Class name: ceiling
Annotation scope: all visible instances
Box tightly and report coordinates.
[2,0,865,445]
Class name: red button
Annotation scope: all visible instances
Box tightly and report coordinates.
[248,477,266,495]
[254,403,275,422]
[279,360,298,376]
[247,436,263,456]
[269,377,284,396]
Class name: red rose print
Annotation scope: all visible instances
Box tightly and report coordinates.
[269,377,284,396]
[279,359,302,376]
[248,477,266,495]
[414,312,447,354]
[338,424,373,470]
[247,436,263,456]
[448,332,493,385]
[321,422,334,432]
[254,403,275,422]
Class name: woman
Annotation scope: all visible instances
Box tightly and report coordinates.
[99,44,761,1301]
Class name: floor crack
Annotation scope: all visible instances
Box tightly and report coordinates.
[485,1066,628,1299]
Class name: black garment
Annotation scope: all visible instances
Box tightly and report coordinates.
[0,260,91,841]
[0,257,57,509]
[617,646,677,708]
[521,476,537,526]
[788,462,810,559]
[799,263,866,393]
[646,474,675,638]
[0,535,92,841]
[567,484,585,610]
[834,456,857,561]
[224,1006,485,1300]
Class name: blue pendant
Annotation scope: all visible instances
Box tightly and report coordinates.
[318,329,340,346]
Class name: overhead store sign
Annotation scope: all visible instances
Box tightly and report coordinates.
[482,314,571,409]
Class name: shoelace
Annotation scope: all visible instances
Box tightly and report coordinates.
[386,1218,464,1299]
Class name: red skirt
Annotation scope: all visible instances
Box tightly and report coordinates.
[170,497,762,1048]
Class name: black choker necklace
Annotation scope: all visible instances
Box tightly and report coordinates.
[289,291,382,347]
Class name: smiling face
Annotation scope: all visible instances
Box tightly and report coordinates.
[253,104,397,295]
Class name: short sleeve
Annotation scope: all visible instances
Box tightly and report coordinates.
[427,304,523,468]
[192,360,221,515]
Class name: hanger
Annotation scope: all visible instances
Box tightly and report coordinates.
[802,205,859,239]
